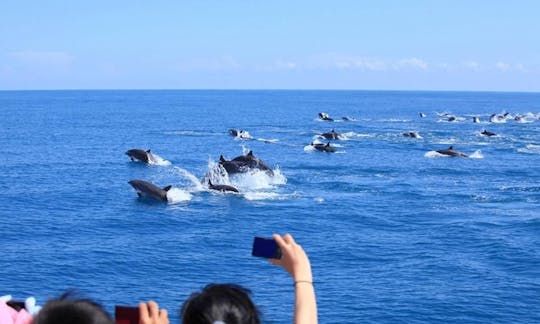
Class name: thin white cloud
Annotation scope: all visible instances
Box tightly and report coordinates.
[394,57,428,70]
[462,61,481,71]
[495,61,510,72]
[174,56,240,71]
[258,60,297,71]
[8,51,74,65]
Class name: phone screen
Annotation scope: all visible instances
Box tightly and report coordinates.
[252,237,282,259]
[115,305,140,324]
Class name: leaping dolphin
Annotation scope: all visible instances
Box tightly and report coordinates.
[219,151,274,176]
[403,131,421,139]
[318,112,334,121]
[321,129,341,140]
[435,146,468,157]
[311,142,337,153]
[481,130,496,137]
[126,149,154,163]
[128,179,171,201]
[208,180,239,193]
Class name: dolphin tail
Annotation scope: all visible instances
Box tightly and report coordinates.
[162,185,172,192]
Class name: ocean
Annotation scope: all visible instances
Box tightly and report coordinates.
[1,90,539,323]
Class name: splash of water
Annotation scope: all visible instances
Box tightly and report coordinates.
[166,188,192,203]
[171,166,204,191]
[148,153,171,166]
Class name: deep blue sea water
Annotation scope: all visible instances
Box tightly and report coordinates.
[1,90,539,323]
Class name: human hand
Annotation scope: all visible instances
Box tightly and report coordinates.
[269,233,312,282]
[139,301,169,324]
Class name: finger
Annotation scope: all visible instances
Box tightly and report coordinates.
[160,309,169,323]
[273,233,287,248]
[268,258,282,266]
[283,233,295,244]
[139,302,150,321]
[147,301,159,317]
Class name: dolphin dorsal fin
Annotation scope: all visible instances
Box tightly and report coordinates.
[162,185,172,192]
[219,155,225,162]
[146,149,151,153]
[326,143,330,147]
[247,151,253,156]
[331,129,334,132]
[448,146,454,150]
[208,180,213,186]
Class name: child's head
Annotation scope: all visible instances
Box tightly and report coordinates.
[33,291,113,324]
[181,284,260,324]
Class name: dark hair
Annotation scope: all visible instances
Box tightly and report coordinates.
[33,291,113,324]
[181,284,260,324]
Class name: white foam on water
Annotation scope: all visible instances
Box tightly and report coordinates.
[518,144,540,154]
[469,150,484,159]
[425,151,448,158]
[203,158,286,192]
[171,166,205,191]
[148,153,171,166]
[256,137,279,143]
[343,131,374,138]
[314,197,325,203]
[304,144,317,152]
[166,188,192,203]
[241,145,251,155]
[243,191,297,201]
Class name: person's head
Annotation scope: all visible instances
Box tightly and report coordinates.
[32,291,113,324]
[181,284,260,324]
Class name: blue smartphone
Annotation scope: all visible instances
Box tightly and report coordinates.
[252,237,282,259]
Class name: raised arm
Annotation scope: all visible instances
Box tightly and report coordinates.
[270,233,318,324]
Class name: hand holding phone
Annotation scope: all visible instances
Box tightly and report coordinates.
[252,236,282,259]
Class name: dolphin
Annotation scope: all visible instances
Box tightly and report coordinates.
[435,146,468,157]
[229,129,253,139]
[403,131,421,139]
[126,149,154,163]
[419,113,426,118]
[473,116,480,123]
[208,180,239,193]
[321,129,341,140]
[311,142,337,153]
[128,179,171,201]
[481,130,496,137]
[219,151,274,176]
[318,112,334,121]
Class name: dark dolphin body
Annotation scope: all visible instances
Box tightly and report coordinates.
[311,142,337,153]
[128,179,171,201]
[208,180,239,193]
[321,129,341,140]
[481,130,496,137]
[403,131,421,138]
[219,151,274,176]
[318,112,334,121]
[436,146,468,158]
[126,149,153,163]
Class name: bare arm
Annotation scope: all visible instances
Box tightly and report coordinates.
[270,233,318,324]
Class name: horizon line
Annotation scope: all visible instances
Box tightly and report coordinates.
[1,88,539,94]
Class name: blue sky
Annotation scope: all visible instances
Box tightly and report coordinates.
[1,1,539,91]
